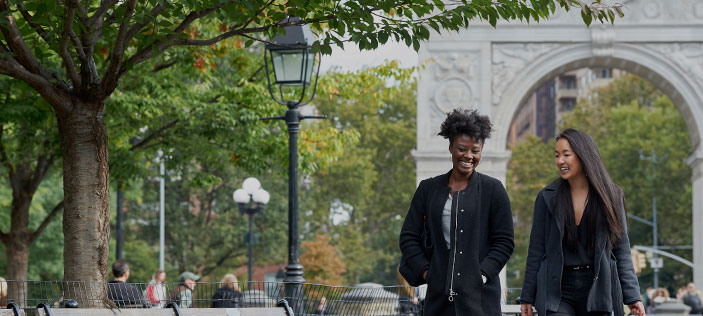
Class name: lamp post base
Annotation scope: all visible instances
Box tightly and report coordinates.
[283,264,305,315]
[283,263,305,283]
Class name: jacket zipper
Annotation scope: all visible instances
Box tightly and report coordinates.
[448,191,459,302]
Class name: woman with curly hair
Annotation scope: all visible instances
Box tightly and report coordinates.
[399,109,514,316]
[519,128,645,316]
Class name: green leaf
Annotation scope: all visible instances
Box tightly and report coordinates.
[34,46,45,60]
[581,6,593,26]
[378,31,389,44]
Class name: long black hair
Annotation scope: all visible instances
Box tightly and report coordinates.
[553,128,624,249]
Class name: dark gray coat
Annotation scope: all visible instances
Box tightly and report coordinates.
[520,181,641,316]
[399,171,514,316]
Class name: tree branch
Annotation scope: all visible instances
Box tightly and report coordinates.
[67,1,88,64]
[29,153,56,194]
[129,119,179,151]
[60,3,82,88]
[0,0,57,81]
[15,2,54,45]
[125,3,166,43]
[171,14,336,48]
[119,1,235,76]
[0,49,72,113]
[88,0,120,29]
[151,60,178,73]
[236,65,264,87]
[200,248,244,277]
[82,0,120,85]
[29,200,65,244]
[100,0,138,93]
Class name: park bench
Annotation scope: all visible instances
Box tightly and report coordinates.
[4,301,294,316]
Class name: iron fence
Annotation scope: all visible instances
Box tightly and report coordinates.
[0,280,425,315]
[0,280,522,315]
[505,287,523,305]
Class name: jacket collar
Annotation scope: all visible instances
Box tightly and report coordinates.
[542,180,562,234]
[542,180,560,213]
[438,169,479,190]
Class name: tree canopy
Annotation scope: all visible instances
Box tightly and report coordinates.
[0,0,622,291]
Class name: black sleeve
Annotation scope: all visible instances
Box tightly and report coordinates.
[399,179,431,285]
[614,205,642,305]
[211,289,221,308]
[520,191,548,304]
[479,180,515,278]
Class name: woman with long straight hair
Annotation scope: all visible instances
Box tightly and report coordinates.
[520,128,646,316]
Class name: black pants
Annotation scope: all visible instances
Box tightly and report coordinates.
[547,268,610,316]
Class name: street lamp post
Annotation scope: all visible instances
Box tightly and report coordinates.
[639,148,660,288]
[233,177,270,284]
[262,17,324,286]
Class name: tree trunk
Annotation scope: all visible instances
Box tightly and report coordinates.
[6,196,30,306]
[57,103,110,307]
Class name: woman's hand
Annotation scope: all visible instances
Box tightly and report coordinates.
[422,270,428,280]
[628,301,646,316]
[520,303,534,316]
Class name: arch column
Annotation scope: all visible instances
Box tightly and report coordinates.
[689,147,703,287]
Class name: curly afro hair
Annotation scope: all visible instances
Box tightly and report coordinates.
[438,109,493,143]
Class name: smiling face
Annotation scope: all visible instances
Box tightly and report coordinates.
[449,134,483,177]
[555,138,585,181]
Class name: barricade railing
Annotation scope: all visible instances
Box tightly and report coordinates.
[0,280,425,315]
[0,280,524,316]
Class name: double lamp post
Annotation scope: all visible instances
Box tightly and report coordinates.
[233,178,270,283]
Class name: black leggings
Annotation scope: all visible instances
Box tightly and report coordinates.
[547,268,610,316]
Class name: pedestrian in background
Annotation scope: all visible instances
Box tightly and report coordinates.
[683,282,703,315]
[107,259,149,307]
[211,274,242,308]
[399,109,514,316]
[169,272,199,308]
[145,269,167,307]
[0,276,7,307]
[315,296,327,315]
[520,128,645,316]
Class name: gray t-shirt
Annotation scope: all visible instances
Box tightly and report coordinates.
[442,193,452,249]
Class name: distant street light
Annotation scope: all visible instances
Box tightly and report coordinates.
[262,16,325,286]
[234,177,270,283]
[639,148,660,288]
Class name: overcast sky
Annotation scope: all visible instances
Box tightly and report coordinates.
[319,41,418,73]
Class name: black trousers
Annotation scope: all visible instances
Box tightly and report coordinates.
[547,268,610,316]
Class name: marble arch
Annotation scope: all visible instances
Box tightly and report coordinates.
[415,0,703,289]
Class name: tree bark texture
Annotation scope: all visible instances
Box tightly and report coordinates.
[57,103,110,307]
[6,196,30,305]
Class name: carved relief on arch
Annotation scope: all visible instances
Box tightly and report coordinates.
[694,2,703,19]
[644,43,703,91]
[491,43,562,106]
[427,51,481,136]
[591,26,616,57]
